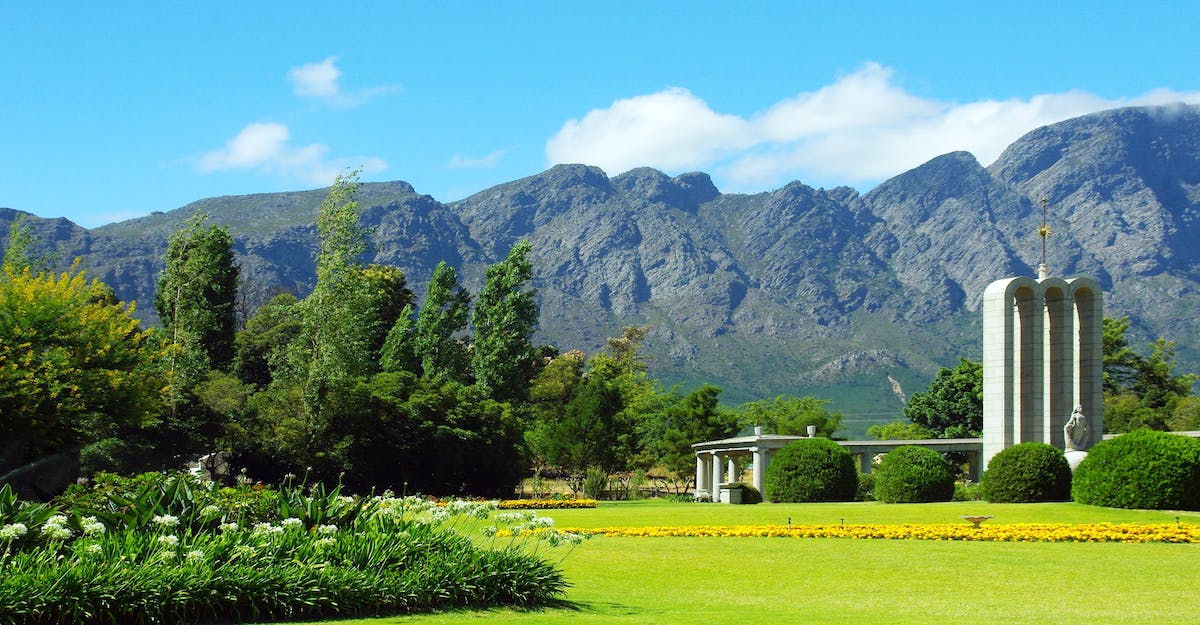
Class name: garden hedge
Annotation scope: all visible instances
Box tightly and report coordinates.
[1072,429,1200,510]
[873,446,955,503]
[982,442,1072,503]
[764,438,856,502]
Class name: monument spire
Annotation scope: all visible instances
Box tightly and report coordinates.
[1037,196,1051,279]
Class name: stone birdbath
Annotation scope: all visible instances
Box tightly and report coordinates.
[961,515,993,528]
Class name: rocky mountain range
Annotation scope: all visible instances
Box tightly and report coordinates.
[4,104,1199,436]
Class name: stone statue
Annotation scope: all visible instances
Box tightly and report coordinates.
[1064,405,1089,451]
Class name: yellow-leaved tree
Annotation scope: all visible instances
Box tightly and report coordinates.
[0,221,170,484]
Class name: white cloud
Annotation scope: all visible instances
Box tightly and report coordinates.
[545,63,1200,191]
[287,56,398,107]
[447,148,513,169]
[198,122,386,186]
[546,88,753,173]
[289,56,342,98]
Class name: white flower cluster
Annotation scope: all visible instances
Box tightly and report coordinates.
[152,514,179,528]
[219,522,239,533]
[157,535,180,547]
[317,524,338,535]
[281,517,303,529]
[0,522,28,540]
[80,516,106,536]
[251,522,284,536]
[40,515,72,540]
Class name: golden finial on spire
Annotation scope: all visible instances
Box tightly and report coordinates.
[1037,197,1051,279]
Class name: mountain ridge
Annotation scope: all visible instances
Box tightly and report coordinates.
[4,104,1199,435]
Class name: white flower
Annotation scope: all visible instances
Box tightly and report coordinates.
[314,537,336,548]
[86,543,103,554]
[252,522,283,536]
[185,549,205,562]
[81,516,106,536]
[157,535,180,547]
[0,523,29,540]
[482,525,499,537]
[281,517,303,528]
[219,522,239,533]
[40,516,72,540]
[200,505,221,517]
[152,514,179,528]
[317,524,338,535]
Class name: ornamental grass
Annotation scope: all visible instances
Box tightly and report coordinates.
[0,475,575,624]
[563,522,1200,543]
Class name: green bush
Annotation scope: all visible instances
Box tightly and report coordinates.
[855,472,875,502]
[764,438,857,502]
[874,446,955,503]
[982,442,1072,503]
[953,481,984,501]
[1072,429,1200,510]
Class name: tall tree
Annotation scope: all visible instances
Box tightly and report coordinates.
[471,240,538,401]
[414,261,471,382]
[154,212,239,381]
[0,262,168,480]
[902,358,983,438]
[739,395,841,437]
[647,384,741,492]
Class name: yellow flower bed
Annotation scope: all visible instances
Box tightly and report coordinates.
[559,523,1200,543]
[497,499,599,509]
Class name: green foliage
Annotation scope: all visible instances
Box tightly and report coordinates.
[738,394,841,436]
[583,467,609,500]
[233,292,302,387]
[380,303,419,373]
[855,472,875,501]
[866,420,934,440]
[981,442,1072,503]
[903,358,982,438]
[644,384,741,492]
[472,240,538,402]
[0,480,570,623]
[0,264,168,479]
[154,212,239,378]
[763,438,857,503]
[528,328,659,479]
[1102,317,1197,433]
[873,446,955,503]
[1071,429,1200,510]
[415,261,471,382]
[952,480,984,501]
[1167,396,1200,431]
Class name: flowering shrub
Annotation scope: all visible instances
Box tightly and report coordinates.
[562,523,1200,543]
[498,499,599,509]
[0,475,575,624]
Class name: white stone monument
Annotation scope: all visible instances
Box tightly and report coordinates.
[981,199,1103,467]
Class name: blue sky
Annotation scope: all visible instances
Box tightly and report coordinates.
[2,1,1198,228]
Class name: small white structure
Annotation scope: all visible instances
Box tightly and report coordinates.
[692,428,982,501]
[981,275,1103,466]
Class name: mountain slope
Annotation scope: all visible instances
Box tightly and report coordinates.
[3,104,1199,435]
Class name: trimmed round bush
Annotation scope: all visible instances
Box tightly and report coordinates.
[764,438,857,502]
[982,442,1072,503]
[874,446,955,503]
[1072,429,1200,510]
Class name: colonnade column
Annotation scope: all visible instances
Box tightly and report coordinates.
[711,452,723,501]
[751,447,767,494]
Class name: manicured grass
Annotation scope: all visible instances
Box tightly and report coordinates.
[285,501,1200,625]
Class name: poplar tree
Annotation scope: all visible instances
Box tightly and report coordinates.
[471,240,538,401]
[414,261,471,382]
[155,212,239,383]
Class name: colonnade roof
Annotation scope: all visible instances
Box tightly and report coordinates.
[691,435,983,455]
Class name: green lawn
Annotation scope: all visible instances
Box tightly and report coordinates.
[287,501,1200,625]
